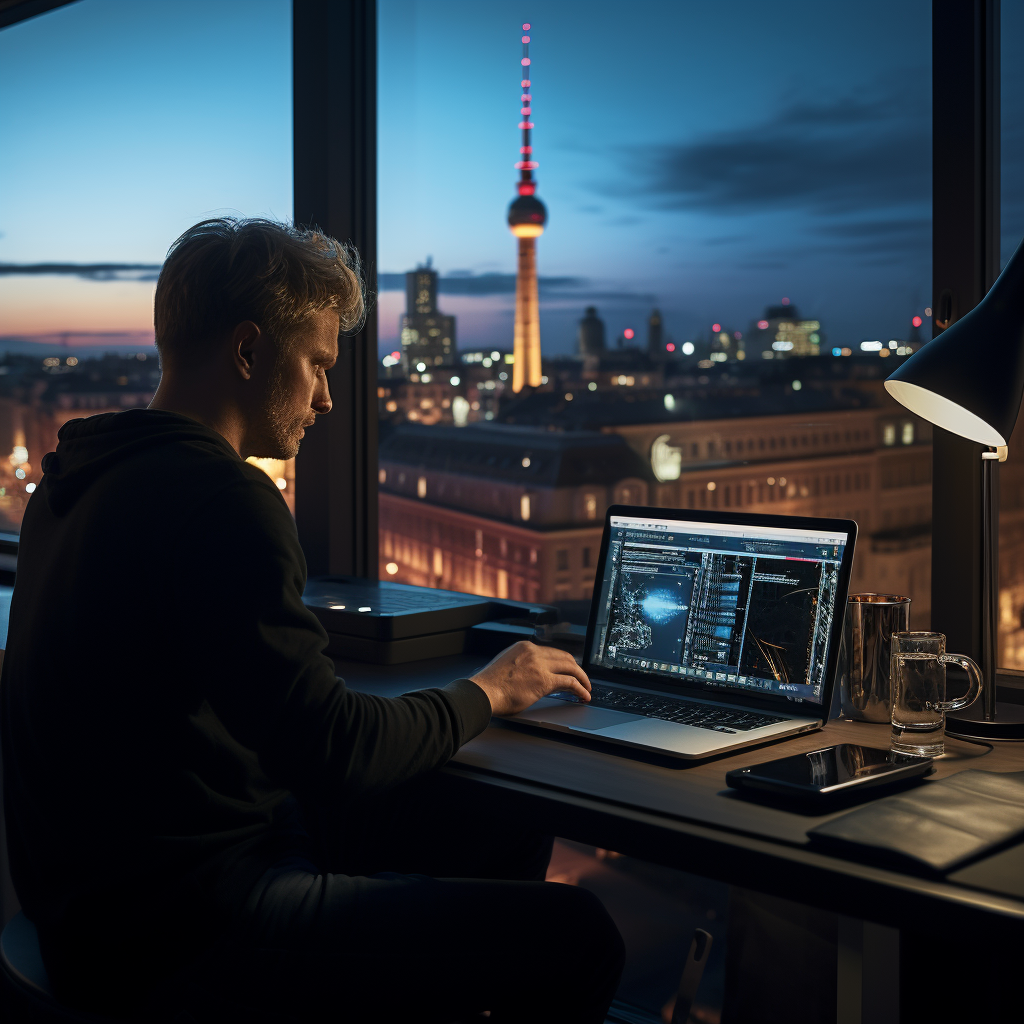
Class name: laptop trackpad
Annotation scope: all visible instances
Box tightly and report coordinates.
[516,704,647,731]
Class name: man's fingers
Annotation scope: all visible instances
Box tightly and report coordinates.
[551,657,590,691]
[553,677,591,702]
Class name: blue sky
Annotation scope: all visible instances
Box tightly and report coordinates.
[2,0,1021,358]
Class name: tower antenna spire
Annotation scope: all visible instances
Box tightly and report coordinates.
[508,21,547,392]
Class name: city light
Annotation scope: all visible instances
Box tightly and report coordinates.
[416,361,427,371]
[888,340,898,349]
[666,343,676,352]
[757,320,769,330]
[588,381,597,391]
[664,394,676,411]
[565,392,574,401]
[623,328,634,340]
[912,316,923,328]
[25,483,35,494]
[15,469,25,480]
[450,376,460,385]
[860,341,883,351]
[832,347,842,356]
[707,481,716,491]
[521,57,530,66]
[385,562,399,575]
[522,457,531,467]
[681,342,694,355]
[792,380,802,391]
[925,307,933,317]
[781,297,790,305]
[275,477,287,490]
[712,323,721,333]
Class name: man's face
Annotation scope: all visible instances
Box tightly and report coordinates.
[249,308,339,460]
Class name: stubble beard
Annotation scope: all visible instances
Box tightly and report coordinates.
[252,357,308,460]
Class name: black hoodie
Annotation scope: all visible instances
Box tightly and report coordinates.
[0,409,491,1003]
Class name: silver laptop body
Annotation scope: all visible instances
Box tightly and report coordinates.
[510,505,857,760]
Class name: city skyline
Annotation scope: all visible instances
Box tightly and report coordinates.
[4,0,1024,360]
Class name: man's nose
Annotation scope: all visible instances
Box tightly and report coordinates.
[313,381,332,415]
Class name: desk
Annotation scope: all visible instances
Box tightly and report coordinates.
[338,654,1024,1022]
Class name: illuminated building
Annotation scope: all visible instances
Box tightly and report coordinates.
[377,391,947,625]
[577,306,606,356]
[399,262,456,373]
[508,24,547,392]
[750,301,823,359]
[647,309,664,359]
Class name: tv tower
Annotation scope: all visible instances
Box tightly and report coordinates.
[508,22,547,392]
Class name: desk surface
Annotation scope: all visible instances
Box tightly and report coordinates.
[337,653,1024,935]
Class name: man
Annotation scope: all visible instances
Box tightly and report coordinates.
[1,218,624,1023]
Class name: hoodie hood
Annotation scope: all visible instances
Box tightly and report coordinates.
[39,409,239,517]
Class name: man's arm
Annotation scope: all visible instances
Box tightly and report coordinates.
[178,473,588,801]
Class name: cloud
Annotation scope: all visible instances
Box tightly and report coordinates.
[0,263,162,282]
[630,74,930,221]
[378,272,587,295]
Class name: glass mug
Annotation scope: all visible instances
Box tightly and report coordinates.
[890,632,983,756]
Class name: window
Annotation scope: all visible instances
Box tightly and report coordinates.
[0,0,292,531]
[1000,1,1024,669]
[556,549,569,572]
[376,0,931,633]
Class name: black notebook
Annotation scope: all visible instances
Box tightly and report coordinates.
[808,770,1024,874]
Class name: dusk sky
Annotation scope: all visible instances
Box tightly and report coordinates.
[1,0,1022,357]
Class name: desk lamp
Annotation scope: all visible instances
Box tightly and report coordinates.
[885,240,1024,740]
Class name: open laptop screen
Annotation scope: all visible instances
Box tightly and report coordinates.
[588,512,852,707]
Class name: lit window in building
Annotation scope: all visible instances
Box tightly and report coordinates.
[529,547,537,564]
[902,421,914,445]
[584,494,597,519]
[883,424,896,446]
[433,548,443,577]
[417,476,427,498]
[520,495,531,521]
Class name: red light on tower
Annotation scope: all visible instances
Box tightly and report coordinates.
[624,328,634,340]
[509,23,546,392]
[781,297,790,305]
[666,343,676,352]
[712,323,721,333]
[912,316,923,328]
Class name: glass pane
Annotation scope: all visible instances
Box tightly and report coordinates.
[0,0,293,529]
[379,0,932,636]
[999,0,1024,668]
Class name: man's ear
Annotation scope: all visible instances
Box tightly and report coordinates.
[231,321,261,380]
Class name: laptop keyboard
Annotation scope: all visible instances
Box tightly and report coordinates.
[547,685,787,734]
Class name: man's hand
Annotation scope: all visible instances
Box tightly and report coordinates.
[469,641,591,717]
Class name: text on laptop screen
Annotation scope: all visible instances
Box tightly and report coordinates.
[589,516,849,705]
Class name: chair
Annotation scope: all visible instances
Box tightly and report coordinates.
[0,911,114,1023]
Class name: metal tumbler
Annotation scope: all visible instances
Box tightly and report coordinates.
[838,593,912,723]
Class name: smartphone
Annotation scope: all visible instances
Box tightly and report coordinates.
[726,743,933,803]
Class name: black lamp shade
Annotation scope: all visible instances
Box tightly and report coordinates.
[885,237,1024,447]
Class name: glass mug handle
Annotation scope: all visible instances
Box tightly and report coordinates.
[932,654,984,712]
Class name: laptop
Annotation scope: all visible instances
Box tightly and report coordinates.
[509,505,857,759]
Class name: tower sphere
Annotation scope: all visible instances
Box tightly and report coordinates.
[508,194,547,238]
